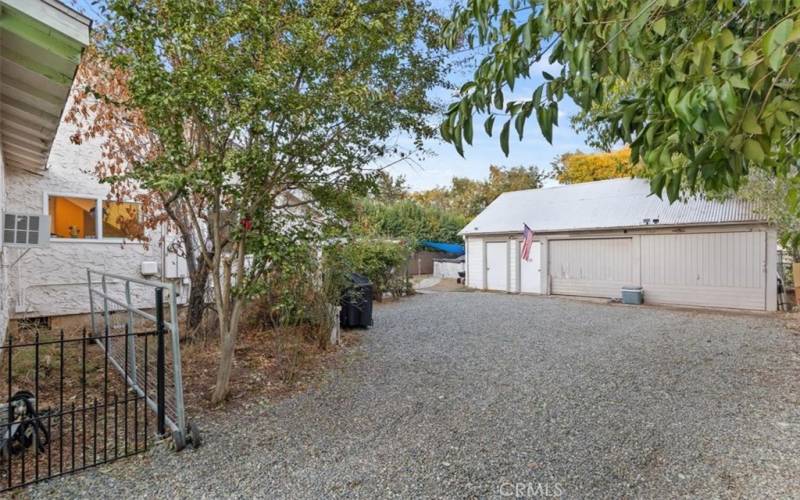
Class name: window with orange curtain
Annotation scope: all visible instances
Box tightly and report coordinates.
[48,196,98,239]
[48,196,142,240]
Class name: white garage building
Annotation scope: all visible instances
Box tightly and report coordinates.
[461,178,777,311]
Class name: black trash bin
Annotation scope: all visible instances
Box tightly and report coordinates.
[340,272,373,328]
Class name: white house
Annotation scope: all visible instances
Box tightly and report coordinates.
[461,178,777,312]
[1,0,189,342]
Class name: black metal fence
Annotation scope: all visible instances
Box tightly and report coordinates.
[0,326,162,492]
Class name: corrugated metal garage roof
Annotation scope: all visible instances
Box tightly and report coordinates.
[460,177,764,235]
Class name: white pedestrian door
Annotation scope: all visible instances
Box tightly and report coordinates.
[485,242,508,291]
[519,241,542,293]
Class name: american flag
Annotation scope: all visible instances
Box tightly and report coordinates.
[521,223,535,261]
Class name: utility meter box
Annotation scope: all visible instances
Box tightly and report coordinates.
[140,261,158,276]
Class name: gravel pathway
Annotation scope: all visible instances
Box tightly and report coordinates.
[29,292,800,498]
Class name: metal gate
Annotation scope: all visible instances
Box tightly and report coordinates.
[86,269,198,449]
[0,269,201,491]
[1,327,158,491]
[0,271,201,491]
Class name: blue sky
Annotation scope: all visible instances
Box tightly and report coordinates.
[72,0,593,191]
[386,73,591,191]
[386,1,592,191]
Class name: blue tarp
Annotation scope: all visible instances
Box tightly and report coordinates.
[420,240,465,256]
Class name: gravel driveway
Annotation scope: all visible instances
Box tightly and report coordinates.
[30,292,800,498]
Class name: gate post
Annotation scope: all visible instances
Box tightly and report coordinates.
[155,287,166,437]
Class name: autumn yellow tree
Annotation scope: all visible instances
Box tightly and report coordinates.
[551,147,640,185]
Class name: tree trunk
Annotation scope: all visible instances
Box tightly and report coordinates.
[211,297,244,403]
[186,260,209,334]
[160,196,211,338]
[211,323,236,403]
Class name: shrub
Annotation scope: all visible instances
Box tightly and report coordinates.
[325,239,412,300]
[353,198,468,245]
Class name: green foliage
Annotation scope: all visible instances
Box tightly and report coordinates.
[243,215,320,298]
[736,170,800,259]
[569,77,641,152]
[370,172,410,203]
[98,0,448,299]
[353,198,468,244]
[253,238,346,349]
[326,239,412,299]
[440,0,800,204]
[412,164,545,217]
[93,0,448,401]
[240,236,353,367]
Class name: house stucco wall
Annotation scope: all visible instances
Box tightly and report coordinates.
[4,116,175,319]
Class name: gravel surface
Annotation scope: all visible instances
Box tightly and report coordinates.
[29,292,800,498]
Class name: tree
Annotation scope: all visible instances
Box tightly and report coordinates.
[352,198,468,244]
[569,78,640,152]
[737,170,800,258]
[487,164,545,193]
[78,0,446,403]
[412,164,544,217]
[440,1,800,204]
[552,147,640,184]
[448,176,490,216]
[68,45,212,337]
[371,171,409,202]
[411,186,451,211]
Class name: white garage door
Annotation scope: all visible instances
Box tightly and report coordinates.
[550,238,633,298]
[641,232,766,310]
[485,241,508,291]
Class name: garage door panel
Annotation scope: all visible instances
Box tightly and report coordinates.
[641,232,765,310]
[643,283,765,310]
[550,238,633,298]
[550,278,629,298]
[642,232,765,288]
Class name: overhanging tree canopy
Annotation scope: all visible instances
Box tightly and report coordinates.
[440,0,800,202]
